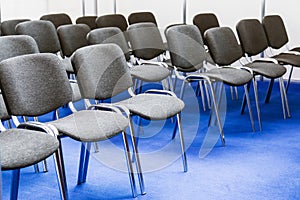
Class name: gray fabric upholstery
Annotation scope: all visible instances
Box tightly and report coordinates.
[49,110,128,142]
[236,19,269,56]
[87,27,131,61]
[128,12,157,26]
[70,82,82,102]
[262,15,289,49]
[71,44,133,100]
[0,35,39,62]
[165,24,207,72]
[61,57,74,73]
[76,16,97,30]
[130,64,170,82]
[204,67,253,86]
[127,22,165,60]
[57,24,91,57]
[246,62,286,79]
[16,20,61,53]
[272,53,300,67]
[118,94,184,120]
[0,53,72,116]
[205,27,243,66]
[1,19,30,35]
[0,129,59,170]
[40,13,72,29]
[192,13,219,40]
[96,14,128,32]
[0,94,10,120]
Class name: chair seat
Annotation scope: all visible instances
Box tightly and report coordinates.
[49,110,128,142]
[204,67,253,86]
[246,62,287,79]
[118,93,184,120]
[130,64,170,82]
[272,53,300,67]
[0,129,59,170]
[291,47,300,52]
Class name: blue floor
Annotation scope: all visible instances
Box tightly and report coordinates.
[2,79,300,200]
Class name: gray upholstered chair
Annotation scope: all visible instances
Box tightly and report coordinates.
[0,53,138,197]
[15,20,74,74]
[262,15,300,91]
[236,19,290,120]
[40,13,72,29]
[76,16,97,30]
[166,24,255,144]
[1,19,30,35]
[128,11,157,26]
[71,43,188,195]
[127,22,173,91]
[0,55,70,200]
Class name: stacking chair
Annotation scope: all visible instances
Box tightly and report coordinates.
[128,11,157,26]
[71,43,188,194]
[76,16,97,30]
[262,15,300,91]
[0,53,138,197]
[40,13,72,29]
[166,24,254,144]
[127,22,173,91]
[236,19,290,120]
[1,19,30,35]
[15,20,74,74]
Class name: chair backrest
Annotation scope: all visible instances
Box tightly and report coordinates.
[76,16,97,30]
[96,14,128,32]
[262,15,289,49]
[193,13,220,43]
[71,44,133,100]
[236,19,269,56]
[127,22,165,60]
[16,20,61,53]
[1,19,30,35]
[128,11,157,26]
[87,27,130,61]
[57,24,91,57]
[40,13,72,29]
[205,27,243,66]
[0,53,72,117]
[165,24,207,72]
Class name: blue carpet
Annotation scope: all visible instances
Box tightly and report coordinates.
[2,80,300,200]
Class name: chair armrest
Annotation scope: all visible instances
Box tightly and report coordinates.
[18,122,59,137]
[144,89,177,97]
[253,57,279,64]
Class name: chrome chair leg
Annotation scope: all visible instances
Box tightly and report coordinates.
[122,130,138,197]
[280,77,291,118]
[199,81,206,111]
[179,81,187,99]
[176,113,188,172]
[264,78,274,103]
[230,86,234,100]
[34,163,40,173]
[244,84,255,132]
[204,81,211,109]
[93,142,99,153]
[82,142,91,183]
[235,86,239,100]
[279,77,287,119]
[252,78,262,131]
[77,142,91,185]
[11,169,21,200]
[286,66,294,92]
[42,160,48,172]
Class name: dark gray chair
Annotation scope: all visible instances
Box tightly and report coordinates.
[0,53,138,197]
[262,15,300,91]
[40,13,72,29]
[76,16,97,30]
[128,11,157,26]
[236,19,290,120]
[166,24,255,144]
[71,43,188,195]
[1,19,30,35]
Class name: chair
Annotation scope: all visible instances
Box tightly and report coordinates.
[262,15,300,91]
[1,19,30,35]
[76,16,97,30]
[0,53,138,197]
[127,22,173,91]
[165,24,254,144]
[128,11,157,26]
[236,19,290,120]
[71,43,188,194]
[15,20,74,74]
[0,56,68,199]
[40,13,72,29]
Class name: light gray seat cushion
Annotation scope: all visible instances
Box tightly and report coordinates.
[246,62,286,79]
[0,129,59,170]
[118,94,184,120]
[272,53,300,67]
[130,64,170,82]
[204,67,253,86]
[49,110,128,142]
